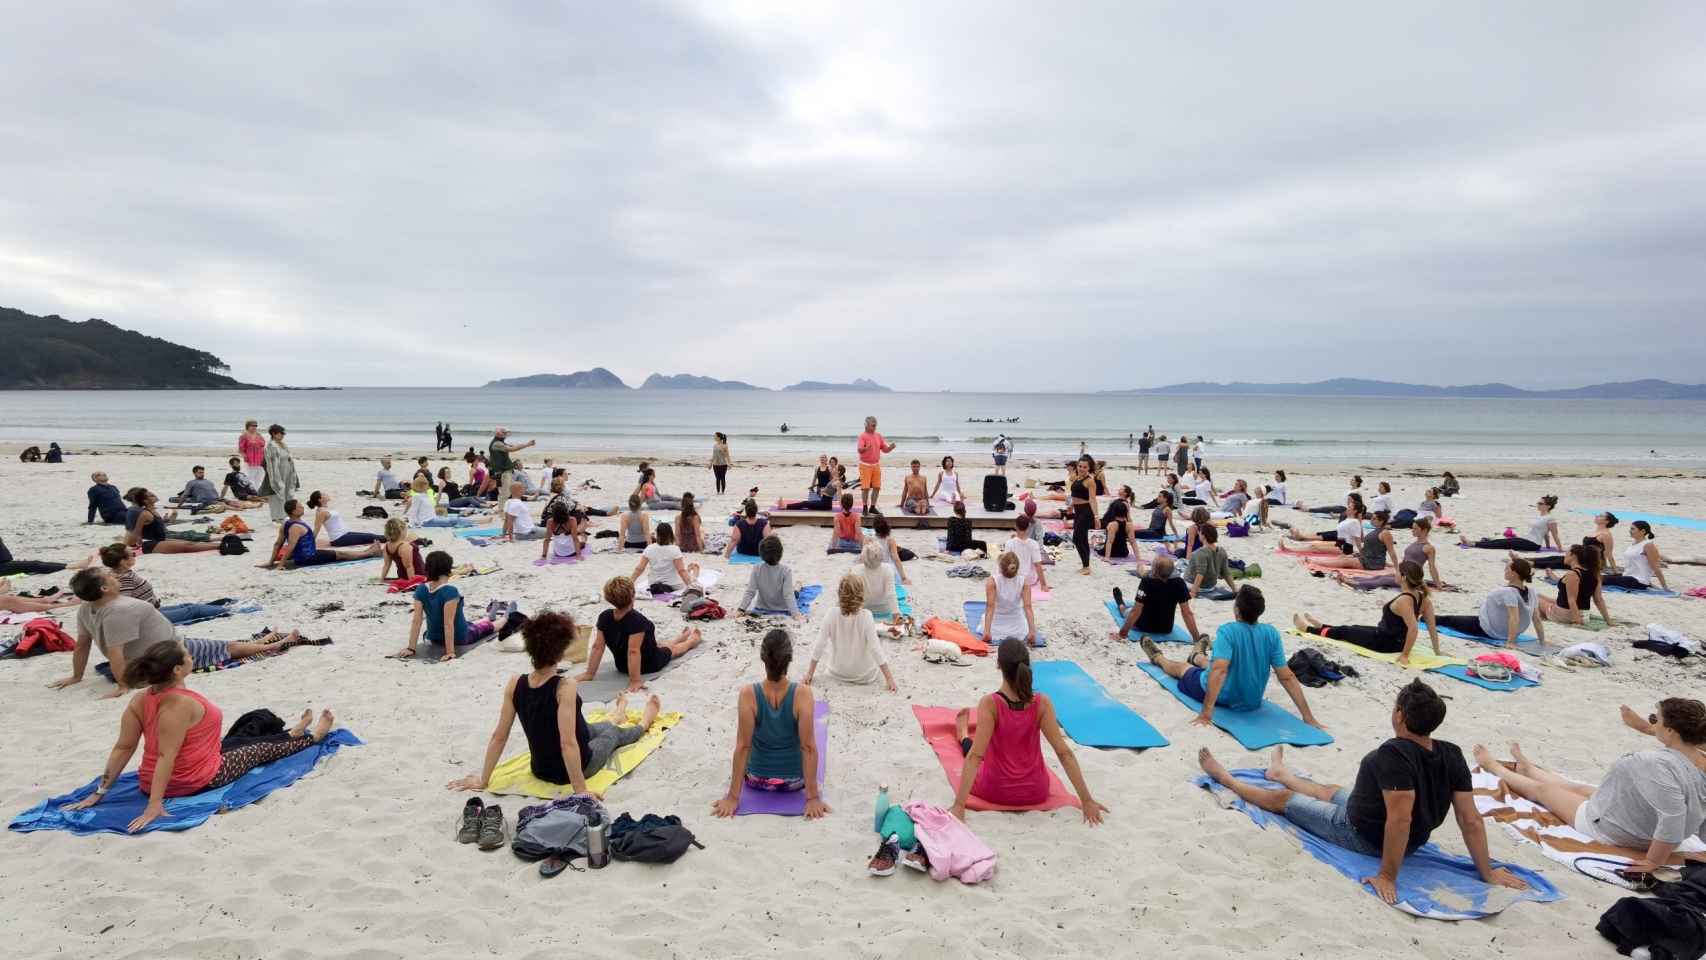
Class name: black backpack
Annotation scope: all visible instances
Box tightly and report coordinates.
[361,505,389,519]
[219,534,249,555]
[607,813,703,864]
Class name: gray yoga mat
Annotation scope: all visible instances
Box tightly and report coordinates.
[573,644,705,702]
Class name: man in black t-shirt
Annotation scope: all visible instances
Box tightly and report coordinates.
[579,575,704,695]
[1198,679,1527,904]
[1107,556,1201,644]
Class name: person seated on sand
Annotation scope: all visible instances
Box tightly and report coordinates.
[1602,520,1670,593]
[124,488,222,556]
[218,457,267,507]
[1197,679,1525,904]
[808,454,833,500]
[1283,493,1367,551]
[1217,479,1252,520]
[726,499,769,559]
[394,550,469,661]
[467,452,491,499]
[581,576,704,694]
[447,612,663,798]
[1247,485,1273,527]
[262,499,385,570]
[870,516,914,585]
[64,640,335,832]
[18,445,41,462]
[1265,469,1289,506]
[0,579,80,613]
[1133,490,1178,541]
[930,456,966,511]
[539,500,584,561]
[1101,485,1137,523]
[1307,509,1399,573]
[86,471,127,525]
[1181,506,1215,557]
[1440,471,1460,497]
[1294,560,1441,666]
[631,521,700,596]
[1140,585,1323,730]
[378,518,424,582]
[1109,555,1202,644]
[635,468,681,510]
[45,442,64,463]
[1004,515,1050,593]
[980,551,1037,647]
[0,533,96,576]
[174,465,243,511]
[951,637,1106,824]
[1457,495,1562,553]
[828,493,864,554]
[853,540,899,622]
[1430,556,1544,649]
[1410,487,1455,531]
[1295,475,1364,515]
[369,458,404,499]
[945,501,988,556]
[401,475,440,526]
[899,460,930,515]
[433,467,466,502]
[100,543,238,626]
[307,491,384,548]
[1184,524,1235,599]
[52,567,305,697]
[501,482,544,542]
[676,493,704,553]
[618,494,651,550]
[1474,700,1706,872]
[1100,498,1138,560]
[1534,543,1614,627]
[803,575,896,691]
[1367,480,1396,516]
[1529,511,1616,572]
[710,628,828,818]
[1342,515,1445,591]
[738,535,805,621]
[1183,468,1220,509]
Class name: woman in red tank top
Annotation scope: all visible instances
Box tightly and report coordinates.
[66,641,336,832]
[950,638,1109,825]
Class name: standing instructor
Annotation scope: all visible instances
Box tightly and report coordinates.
[857,416,896,515]
[488,427,535,501]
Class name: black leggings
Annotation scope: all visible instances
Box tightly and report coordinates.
[1434,614,1492,639]
[1471,537,1540,551]
[1601,574,1651,591]
[0,560,65,576]
[1307,505,1347,516]
[1305,623,1404,654]
[1527,555,1570,570]
[204,734,318,789]
[712,465,728,494]
[1389,510,1417,529]
[1072,506,1092,568]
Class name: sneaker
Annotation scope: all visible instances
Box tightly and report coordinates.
[901,847,931,873]
[1137,636,1163,664]
[456,798,484,844]
[867,835,900,876]
[1190,634,1211,663]
[477,804,505,850]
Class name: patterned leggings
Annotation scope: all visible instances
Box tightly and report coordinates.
[204,735,318,789]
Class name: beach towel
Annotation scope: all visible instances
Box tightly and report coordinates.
[963,600,1047,647]
[405,632,493,661]
[1430,663,1539,693]
[484,710,683,799]
[736,701,829,816]
[1196,768,1559,919]
[194,640,322,674]
[1137,663,1332,749]
[1283,629,1464,671]
[923,617,989,657]
[10,730,362,836]
[1573,508,1706,533]
[1103,600,1193,643]
[751,583,821,618]
[727,552,763,566]
[1032,661,1167,748]
[575,645,706,701]
[910,706,1077,813]
[531,546,590,566]
[1471,766,1706,888]
[284,556,378,571]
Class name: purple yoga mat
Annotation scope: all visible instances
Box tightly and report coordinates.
[531,547,589,566]
[734,700,829,816]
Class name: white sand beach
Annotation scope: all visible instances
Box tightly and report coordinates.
[3,447,1704,959]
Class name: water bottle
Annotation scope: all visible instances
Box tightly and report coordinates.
[586,813,609,869]
[873,784,891,833]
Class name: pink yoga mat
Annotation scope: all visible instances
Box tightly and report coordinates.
[911,705,1077,813]
[735,700,829,816]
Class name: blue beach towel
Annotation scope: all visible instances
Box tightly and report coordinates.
[1574,508,1706,532]
[10,730,362,836]
[1137,663,1332,749]
[1032,661,1167,749]
[1195,768,1561,920]
[1430,663,1539,693]
[752,584,822,617]
[452,527,503,539]
[1103,600,1193,643]
[964,600,1047,646]
[728,552,763,566]
[423,516,480,528]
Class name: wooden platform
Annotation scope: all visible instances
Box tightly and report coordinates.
[763,506,1020,530]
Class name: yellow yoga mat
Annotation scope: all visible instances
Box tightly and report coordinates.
[485,710,683,798]
[1285,629,1464,671]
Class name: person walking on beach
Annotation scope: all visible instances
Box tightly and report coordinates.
[1137,430,1153,474]
[435,422,444,451]
[857,416,895,515]
[442,424,453,452]
[487,427,534,502]
[1174,433,1190,476]
[237,420,266,491]
[710,432,731,495]
[258,424,298,523]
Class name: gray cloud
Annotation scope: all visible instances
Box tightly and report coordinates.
[3,1,1703,389]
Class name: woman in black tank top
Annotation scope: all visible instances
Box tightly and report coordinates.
[1068,462,1096,574]
[1294,562,1440,664]
[1537,544,1611,627]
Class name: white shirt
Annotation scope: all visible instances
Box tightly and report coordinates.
[375,469,400,492]
[1193,481,1214,502]
[989,572,1028,640]
[1268,482,1288,504]
[1154,442,1172,459]
[643,543,685,590]
[810,609,888,684]
[320,509,350,542]
[1191,441,1203,456]
[404,490,437,525]
[857,561,897,616]
[1336,517,1363,544]
[1003,535,1043,586]
[1528,513,1554,547]
[1370,493,1394,514]
[505,498,536,536]
[1624,541,1656,585]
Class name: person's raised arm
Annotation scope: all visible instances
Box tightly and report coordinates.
[1620,704,1658,737]
[579,626,607,682]
[1451,792,1527,888]
[1180,597,1201,642]
[629,556,647,584]
[1426,546,1443,588]
[1111,598,1145,640]
[556,678,594,796]
[950,696,997,821]
[1362,789,1415,904]
[101,645,131,699]
[1649,542,1669,591]
[396,598,424,658]
[795,684,828,818]
[440,595,460,661]
[1039,696,1107,825]
[980,579,996,641]
[130,698,194,832]
[1275,664,1322,728]
[66,699,145,810]
[448,677,518,791]
[1593,583,1614,627]
[1194,658,1232,726]
[50,627,94,689]
[712,687,758,817]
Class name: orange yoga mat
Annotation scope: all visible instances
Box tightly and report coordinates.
[911,705,1078,812]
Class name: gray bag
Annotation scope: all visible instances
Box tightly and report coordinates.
[511,795,606,862]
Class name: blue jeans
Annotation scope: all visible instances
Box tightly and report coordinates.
[161,602,231,625]
[1283,788,1381,856]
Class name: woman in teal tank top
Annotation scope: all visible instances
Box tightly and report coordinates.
[711,629,827,819]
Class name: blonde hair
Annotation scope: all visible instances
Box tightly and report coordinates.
[602,575,636,609]
[384,517,407,542]
[411,475,430,493]
[837,573,866,615]
[998,551,1020,578]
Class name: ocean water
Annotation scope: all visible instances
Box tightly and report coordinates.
[4,388,1706,466]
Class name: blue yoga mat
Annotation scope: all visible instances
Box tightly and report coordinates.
[10,730,362,836]
[1137,663,1332,748]
[895,584,913,617]
[452,527,503,539]
[1103,600,1193,643]
[1430,663,1539,693]
[1032,661,1167,749]
[1196,769,1561,920]
[964,600,1046,646]
[1574,508,1706,532]
[1437,625,1542,649]
[752,583,822,617]
[1601,582,1678,598]
[728,552,763,565]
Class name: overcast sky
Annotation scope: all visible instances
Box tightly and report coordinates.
[4,2,1705,390]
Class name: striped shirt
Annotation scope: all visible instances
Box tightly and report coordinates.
[116,569,161,608]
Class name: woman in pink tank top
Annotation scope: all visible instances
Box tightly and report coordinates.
[950,637,1109,825]
[66,641,336,832]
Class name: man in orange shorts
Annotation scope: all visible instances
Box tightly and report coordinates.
[856,416,895,514]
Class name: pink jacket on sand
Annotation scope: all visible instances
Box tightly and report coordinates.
[901,800,997,884]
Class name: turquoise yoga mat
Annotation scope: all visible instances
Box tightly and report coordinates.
[1437,625,1542,649]
[1430,663,1539,693]
[964,600,1046,646]
[895,584,913,617]
[1103,600,1193,643]
[1574,508,1706,532]
[1032,661,1167,749]
[1137,663,1332,749]
[728,552,763,565]
[452,527,503,539]
[1601,582,1679,598]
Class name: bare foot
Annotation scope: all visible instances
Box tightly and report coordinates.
[1471,743,1506,777]
[611,694,630,722]
[1265,746,1287,782]
[640,694,661,729]
[1292,613,1309,633]
[954,707,971,741]
[1197,747,1235,788]
[288,709,312,736]
[1509,741,1533,775]
[311,710,335,743]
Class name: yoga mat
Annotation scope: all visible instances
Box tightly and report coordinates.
[1574,508,1706,532]
[1601,582,1679,598]
[408,632,495,661]
[963,600,1046,646]
[284,556,378,571]
[752,583,822,617]
[728,552,763,565]
[923,617,989,656]
[910,705,1077,812]
[1302,559,1392,579]
[1033,661,1166,749]
[1430,663,1538,693]
[1196,769,1560,920]
[532,547,590,566]
[637,569,724,602]
[1284,629,1464,671]
[736,700,829,816]
[10,730,362,836]
[894,584,914,618]
[1137,663,1331,749]
[1096,553,1140,566]
[576,645,706,701]
[1438,625,1543,649]
[484,711,683,798]
[1103,600,1193,643]
[453,527,503,539]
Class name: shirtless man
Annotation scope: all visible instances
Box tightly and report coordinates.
[899,460,930,515]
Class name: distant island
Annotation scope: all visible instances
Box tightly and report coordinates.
[783,378,891,392]
[641,373,763,390]
[484,368,630,389]
[1104,377,1706,400]
[1,307,260,390]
